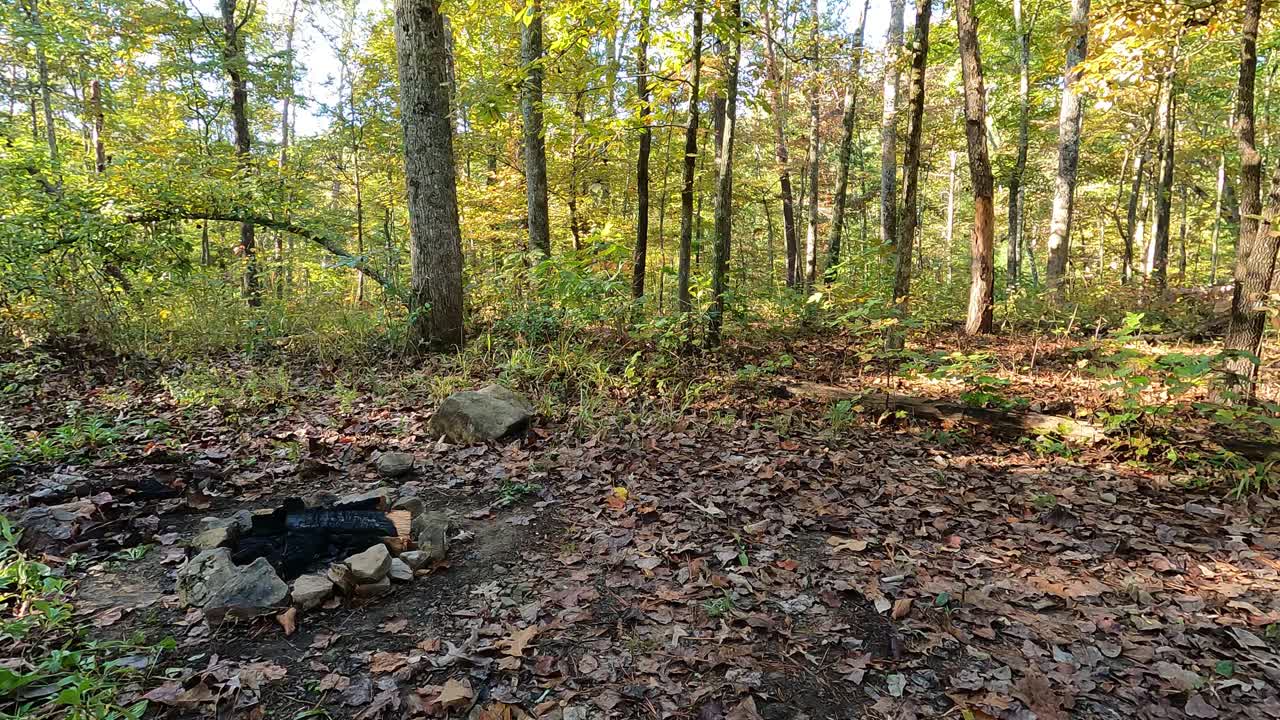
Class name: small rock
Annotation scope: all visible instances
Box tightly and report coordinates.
[354,576,392,598]
[345,544,391,583]
[376,452,416,478]
[335,487,391,511]
[176,548,287,613]
[388,558,413,582]
[292,573,335,610]
[199,510,253,534]
[430,384,534,444]
[327,563,356,595]
[189,525,238,551]
[392,496,425,517]
[412,511,449,561]
[398,550,429,571]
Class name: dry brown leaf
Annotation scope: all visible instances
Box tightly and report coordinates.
[498,625,538,657]
[369,651,407,674]
[276,607,297,636]
[436,677,474,709]
[891,598,913,620]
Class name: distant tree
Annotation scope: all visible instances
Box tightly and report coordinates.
[1044,0,1090,297]
[521,0,550,257]
[957,0,995,335]
[677,6,702,315]
[802,0,820,286]
[825,0,869,283]
[632,0,651,299]
[707,0,741,347]
[219,0,260,305]
[761,0,799,288]
[879,0,905,263]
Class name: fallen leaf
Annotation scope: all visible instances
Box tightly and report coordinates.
[370,652,407,674]
[276,607,297,636]
[1185,693,1220,718]
[891,598,912,620]
[499,625,539,657]
[436,677,474,709]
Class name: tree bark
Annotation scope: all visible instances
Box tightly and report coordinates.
[521,0,551,258]
[220,0,260,306]
[887,0,931,350]
[762,0,799,288]
[677,8,702,315]
[707,0,740,348]
[1007,0,1031,291]
[957,0,995,335]
[802,0,821,286]
[1044,0,1090,297]
[1235,0,1263,287]
[89,80,106,173]
[24,0,58,173]
[633,0,652,299]
[394,0,465,348]
[1150,54,1179,291]
[879,0,906,261]
[825,0,868,283]
[1210,152,1225,285]
[1123,137,1149,285]
[276,0,299,295]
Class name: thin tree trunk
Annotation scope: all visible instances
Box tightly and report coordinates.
[276,0,298,297]
[521,0,551,257]
[220,0,260,306]
[957,0,995,335]
[825,0,868,283]
[762,0,799,288]
[887,0,931,350]
[707,0,740,348]
[1124,132,1150,284]
[394,0,465,348]
[1151,52,1179,291]
[633,0,652,300]
[24,0,58,172]
[1044,0,1090,297]
[879,0,906,261]
[89,80,105,173]
[802,0,821,286]
[946,150,956,281]
[677,7,703,315]
[1007,0,1032,292]
[1211,152,1225,284]
[1177,183,1187,282]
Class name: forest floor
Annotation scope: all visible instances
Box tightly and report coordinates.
[2,330,1279,720]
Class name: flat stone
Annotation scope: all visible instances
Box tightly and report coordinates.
[388,558,413,582]
[292,573,335,610]
[200,510,253,534]
[411,511,449,562]
[344,544,391,583]
[430,384,534,444]
[376,452,416,478]
[176,548,287,613]
[354,575,392,598]
[335,487,391,511]
[392,496,425,517]
[398,550,429,571]
[189,525,238,551]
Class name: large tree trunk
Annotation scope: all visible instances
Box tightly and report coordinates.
[802,0,821,286]
[521,0,551,258]
[707,0,741,348]
[1044,0,1090,297]
[220,0,260,306]
[1007,0,1031,292]
[1149,57,1178,291]
[632,0,651,299]
[762,0,799,288]
[879,0,906,261]
[394,0,464,348]
[824,0,869,283]
[957,0,995,335]
[677,8,702,315]
[886,0,931,350]
[1224,0,1269,396]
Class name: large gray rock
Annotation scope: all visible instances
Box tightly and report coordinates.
[430,384,533,444]
[344,544,391,583]
[335,487,390,511]
[176,548,287,613]
[376,452,415,478]
[292,573,335,610]
[388,558,413,583]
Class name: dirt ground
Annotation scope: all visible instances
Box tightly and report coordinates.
[4,338,1280,719]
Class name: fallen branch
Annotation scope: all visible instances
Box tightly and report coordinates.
[782,380,1105,444]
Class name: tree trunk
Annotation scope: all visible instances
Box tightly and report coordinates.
[1123,138,1148,284]
[1007,0,1031,292]
[1151,54,1179,291]
[802,0,821,286]
[220,0,260,306]
[879,0,906,261]
[887,0,931,350]
[633,0,652,299]
[677,8,702,315]
[1211,152,1225,285]
[957,0,995,335]
[1044,0,1090,297]
[394,0,465,348]
[1223,0,1269,396]
[946,150,956,281]
[24,0,58,173]
[762,0,799,288]
[276,0,299,296]
[521,0,551,257]
[89,80,105,173]
[825,0,869,283]
[707,0,741,348]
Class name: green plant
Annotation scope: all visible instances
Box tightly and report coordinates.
[702,593,735,619]
[495,480,543,508]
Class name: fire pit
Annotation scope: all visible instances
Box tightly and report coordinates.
[177,491,447,616]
